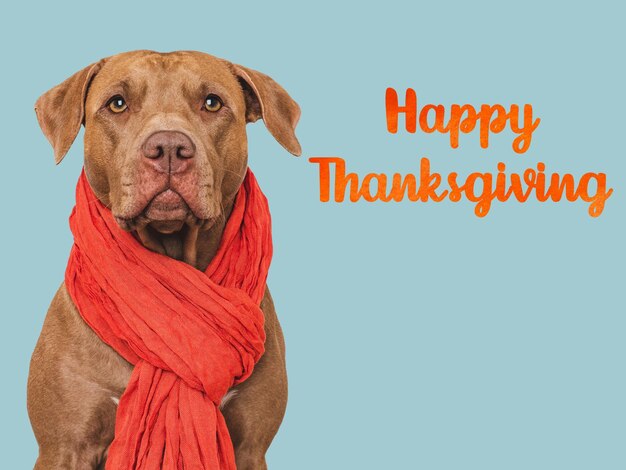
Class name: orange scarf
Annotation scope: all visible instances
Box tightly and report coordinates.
[65,169,271,469]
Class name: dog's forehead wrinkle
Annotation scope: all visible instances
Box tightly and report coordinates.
[94,53,241,112]
[140,112,198,137]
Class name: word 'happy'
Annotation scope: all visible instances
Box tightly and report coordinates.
[307,88,613,217]
[385,88,540,153]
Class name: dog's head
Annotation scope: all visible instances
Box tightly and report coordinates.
[35,50,301,235]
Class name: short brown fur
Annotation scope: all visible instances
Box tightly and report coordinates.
[28,50,300,470]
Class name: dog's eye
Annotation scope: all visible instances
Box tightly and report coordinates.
[204,94,223,112]
[107,96,127,113]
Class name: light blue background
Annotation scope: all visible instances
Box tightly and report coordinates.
[1,1,624,468]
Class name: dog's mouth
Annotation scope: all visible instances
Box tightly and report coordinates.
[114,189,214,234]
[142,189,189,233]
[113,186,217,266]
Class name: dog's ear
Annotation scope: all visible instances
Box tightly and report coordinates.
[35,60,104,164]
[233,64,302,156]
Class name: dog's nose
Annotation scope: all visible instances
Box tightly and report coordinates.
[142,131,195,174]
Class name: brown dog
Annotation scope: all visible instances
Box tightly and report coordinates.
[27,50,301,469]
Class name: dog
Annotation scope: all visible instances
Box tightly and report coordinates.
[27,50,301,470]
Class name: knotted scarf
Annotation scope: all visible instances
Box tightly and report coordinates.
[65,168,271,469]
